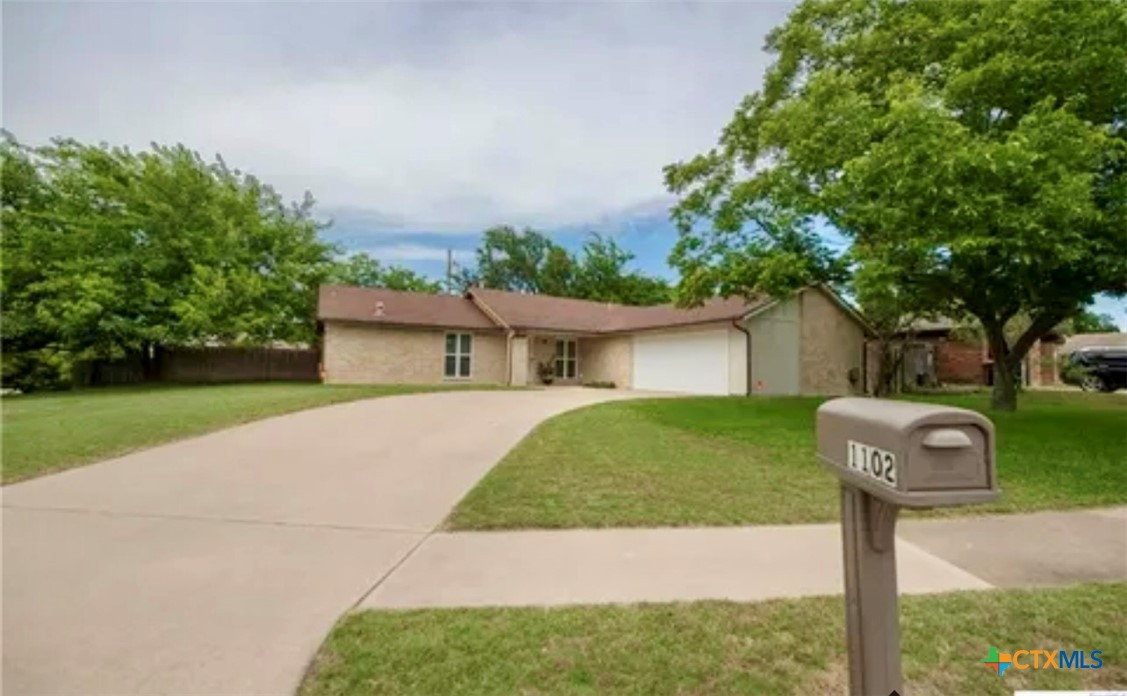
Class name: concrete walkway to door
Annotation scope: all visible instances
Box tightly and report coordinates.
[1,388,650,696]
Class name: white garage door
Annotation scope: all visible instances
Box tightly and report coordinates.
[632,329,729,395]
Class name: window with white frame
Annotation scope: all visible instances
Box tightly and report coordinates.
[554,338,577,379]
[445,333,472,378]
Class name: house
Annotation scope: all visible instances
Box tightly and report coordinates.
[1061,332,1127,355]
[316,284,874,395]
[890,319,1064,389]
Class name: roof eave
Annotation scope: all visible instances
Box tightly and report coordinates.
[320,316,503,332]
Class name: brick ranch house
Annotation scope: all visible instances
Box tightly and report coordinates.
[317,284,874,396]
[891,319,1064,389]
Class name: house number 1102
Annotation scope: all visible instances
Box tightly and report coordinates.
[847,440,897,487]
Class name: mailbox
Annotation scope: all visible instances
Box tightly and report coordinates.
[816,397,998,508]
[816,397,1000,696]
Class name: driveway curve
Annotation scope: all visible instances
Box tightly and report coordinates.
[2,388,649,696]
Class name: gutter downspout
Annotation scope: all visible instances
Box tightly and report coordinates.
[733,319,752,397]
[505,329,516,386]
[862,339,869,396]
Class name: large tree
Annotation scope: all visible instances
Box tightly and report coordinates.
[461,225,575,295]
[1,134,332,390]
[327,251,441,293]
[665,0,1127,410]
[574,234,672,306]
[463,226,671,306]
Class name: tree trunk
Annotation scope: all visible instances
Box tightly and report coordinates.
[873,338,900,397]
[991,358,1018,411]
[985,325,1017,411]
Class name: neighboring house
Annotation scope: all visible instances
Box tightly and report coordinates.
[317,284,874,396]
[1060,332,1127,355]
[890,319,1064,389]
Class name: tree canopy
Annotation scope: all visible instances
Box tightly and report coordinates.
[664,0,1127,409]
[326,251,442,293]
[1067,308,1121,334]
[461,225,671,306]
[1,133,438,390]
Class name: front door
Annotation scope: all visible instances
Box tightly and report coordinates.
[554,339,577,380]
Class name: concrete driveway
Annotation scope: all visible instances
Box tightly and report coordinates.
[2,388,646,696]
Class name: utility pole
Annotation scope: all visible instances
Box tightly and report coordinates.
[446,248,454,294]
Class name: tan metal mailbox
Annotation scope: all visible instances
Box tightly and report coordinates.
[816,396,1001,696]
[816,397,999,508]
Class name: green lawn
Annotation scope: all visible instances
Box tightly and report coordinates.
[1,382,504,483]
[300,582,1127,696]
[448,391,1127,529]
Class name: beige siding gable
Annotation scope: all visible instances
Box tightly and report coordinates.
[799,288,865,395]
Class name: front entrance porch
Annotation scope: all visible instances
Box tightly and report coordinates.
[525,334,581,386]
[508,333,631,388]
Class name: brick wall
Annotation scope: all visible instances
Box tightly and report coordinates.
[935,339,986,384]
[322,321,506,385]
[580,335,633,387]
[1039,341,1060,386]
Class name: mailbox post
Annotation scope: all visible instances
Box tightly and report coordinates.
[816,398,999,696]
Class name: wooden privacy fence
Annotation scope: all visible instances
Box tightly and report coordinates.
[159,346,319,383]
[75,346,320,386]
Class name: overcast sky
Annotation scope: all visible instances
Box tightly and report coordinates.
[3,2,789,230]
[3,1,1123,325]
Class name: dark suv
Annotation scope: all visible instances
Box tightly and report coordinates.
[1065,347,1127,393]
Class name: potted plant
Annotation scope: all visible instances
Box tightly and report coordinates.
[537,361,556,385]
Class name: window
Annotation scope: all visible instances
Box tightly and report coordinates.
[554,339,577,379]
[445,333,472,378]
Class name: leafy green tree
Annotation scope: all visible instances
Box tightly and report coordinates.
[539,245,577,298]
[462,226,569,294]
[462,227,670,306]
[1,133,332,390]
[664,0,1127,410]
[327,251,386,288]
[327,251,441,293]
[575,234,671,306]
[1067,308,1121,334]
[378,265,442,293]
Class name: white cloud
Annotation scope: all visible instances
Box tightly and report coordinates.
[2,2,793,231]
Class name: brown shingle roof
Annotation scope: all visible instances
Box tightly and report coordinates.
[467,287,769,333]
[318,285,499,331]
[320,285,793,334]
[466,287,620,333]
[608,295,770,332]
[1062,332,1127,354]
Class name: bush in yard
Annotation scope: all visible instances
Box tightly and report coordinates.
[0,348,74,393]
[1059,357,1092,388]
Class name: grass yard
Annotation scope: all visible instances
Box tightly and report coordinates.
[448,391,1127,529]
[300,582,1127,696]
[1,382,503,483]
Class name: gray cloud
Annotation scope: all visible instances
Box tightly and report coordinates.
[3,1,793,231]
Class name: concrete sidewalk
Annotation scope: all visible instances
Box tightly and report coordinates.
[362,507,1127,610]
[898,506,1127,587]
